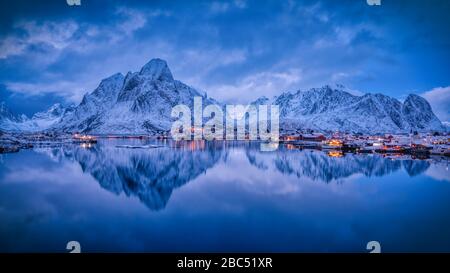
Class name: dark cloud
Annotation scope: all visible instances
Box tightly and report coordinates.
[0,0,448,119]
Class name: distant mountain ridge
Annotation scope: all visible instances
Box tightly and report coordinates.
[0,102,72,132]
[253,84,444,133]
[0,58,446,134]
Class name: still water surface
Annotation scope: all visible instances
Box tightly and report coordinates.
[0,139,449,252]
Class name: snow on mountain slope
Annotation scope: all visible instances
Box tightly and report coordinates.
[21,103,68,131]
[56,58,217,134]
[56,73,125,132]
[0,102,22,122]
[0,102,70,132]
[0,102,23,131]
[253,85,445,133]
[402,94,443,130]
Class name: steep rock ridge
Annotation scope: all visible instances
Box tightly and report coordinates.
[253,85,444,133]
[56,58,216,134]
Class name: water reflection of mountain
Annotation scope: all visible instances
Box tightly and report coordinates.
[246,149,431,183]
[402,159,431,177]
[64,141,223,210]
[35,141,435,210]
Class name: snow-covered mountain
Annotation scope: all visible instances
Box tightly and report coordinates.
[0,102,71,132]
[0,102,22,123]
[55,58,216,134]
[1,102,22,131]
[253,85,445,133]
[1,58,445,134]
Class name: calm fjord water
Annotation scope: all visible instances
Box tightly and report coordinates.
[0,139,449,252]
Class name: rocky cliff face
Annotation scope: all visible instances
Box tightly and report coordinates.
[55,58,216,134]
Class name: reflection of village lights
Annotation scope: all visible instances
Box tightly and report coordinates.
[187,140,206,151]
[328,150,343,157]
[286,144,298,150]
[80,143,92,148]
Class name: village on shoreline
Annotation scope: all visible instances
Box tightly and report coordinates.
[1,128,449,158]
[278,130,450,157]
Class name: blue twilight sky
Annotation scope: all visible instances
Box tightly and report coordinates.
[0,0,449,121]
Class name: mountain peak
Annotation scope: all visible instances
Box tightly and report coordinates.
[404,94,431,110]
[105,72,124,81]
[32,103,66,120]
[0,101,21,122]
[405,93,424,101]
[0,101,7,112]
[98,73,125,88]
[402,93,442,130]
[139,58,174,81]
[46,103,65,115]
[90,73,125,100]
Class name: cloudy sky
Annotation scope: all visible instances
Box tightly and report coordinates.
[0,0,449,122]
